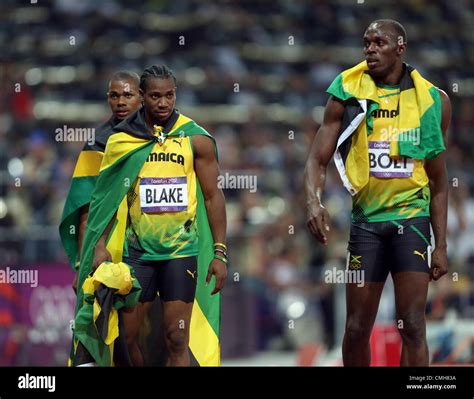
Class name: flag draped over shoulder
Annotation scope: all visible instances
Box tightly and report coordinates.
[59,117,127,270]
[71,108,221,366]
[327,61,444,196]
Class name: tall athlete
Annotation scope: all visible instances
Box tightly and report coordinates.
[89,65,228,366]
[305,20,451,366]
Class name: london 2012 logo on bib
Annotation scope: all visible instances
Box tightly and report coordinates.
[140,176,188,213]
[368,141,414,178]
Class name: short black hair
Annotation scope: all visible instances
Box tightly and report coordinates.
[140,65,177,92]
[109,71,140,87]
[367,19,407,44]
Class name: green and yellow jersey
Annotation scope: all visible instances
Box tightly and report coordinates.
[352,84,431,223]
[124,132,199,261]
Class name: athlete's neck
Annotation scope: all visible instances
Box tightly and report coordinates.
[110,115,121,126]
[372,62,404,86]
[144,110,173,130]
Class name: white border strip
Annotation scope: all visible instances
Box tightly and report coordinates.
[333,99,367,196]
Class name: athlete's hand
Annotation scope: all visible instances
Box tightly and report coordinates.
[430,247,448,281]
[72,272,78,294]
[306,201,331,245]
[206,258,227,295]
[92,244,112,272]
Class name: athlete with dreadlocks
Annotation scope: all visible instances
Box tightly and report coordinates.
[80,65,228,367]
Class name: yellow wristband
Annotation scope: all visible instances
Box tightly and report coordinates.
[213,242,227,251]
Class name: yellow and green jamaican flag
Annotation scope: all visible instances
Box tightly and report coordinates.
[65,108,221,366]
[60,116,138,366]
[60,116,125,271]
[327,61,445,196]
[71,260,141,367]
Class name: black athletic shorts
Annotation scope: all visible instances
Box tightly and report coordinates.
[347,216,432,282]
[122,254,198,303]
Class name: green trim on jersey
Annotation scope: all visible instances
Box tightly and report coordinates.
[376,83,400,90]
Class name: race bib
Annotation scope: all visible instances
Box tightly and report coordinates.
[368,141,413,178]
[140,177,188,213]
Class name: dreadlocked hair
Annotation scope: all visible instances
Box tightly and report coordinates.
[140,65,177,92]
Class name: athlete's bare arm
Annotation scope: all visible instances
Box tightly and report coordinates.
[91,211,117,270]
[424,89,452,281]
[72,205,90,293]
[304,96,345,245]
[193,135,228,295]
[78,205,89,258]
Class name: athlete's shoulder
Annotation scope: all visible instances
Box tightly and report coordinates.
[180,116,216,157]
[436,88,452,135]
[191,121,212,137]
[95,118,117,145]
[437,88,451,105]
[191,134,216,161]
[177,113,213,137]
[322,95,347,124]
[329,95,347,107]
[83,117,117,152]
